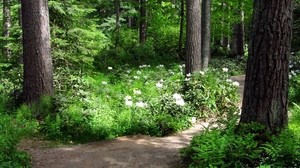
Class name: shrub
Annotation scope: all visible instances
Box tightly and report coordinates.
[0,105,37,167]
[181,105,300,168]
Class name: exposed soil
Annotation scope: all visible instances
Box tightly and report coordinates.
[20,75,245,168]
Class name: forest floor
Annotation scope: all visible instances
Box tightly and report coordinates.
[19,75,245,168]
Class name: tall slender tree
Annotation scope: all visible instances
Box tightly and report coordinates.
[178,0,185,60]
[139,0,147,43]
[21,0,54,105]
[240,0,293,133]
[185,0,201,74]
[201,0,211,70]
[2,0,11,59]
[115,0,121,48]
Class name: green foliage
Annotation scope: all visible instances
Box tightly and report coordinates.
[181,105,300,168]
[184,70,239,118]
[0,104,38,167]
[41,62,239,142]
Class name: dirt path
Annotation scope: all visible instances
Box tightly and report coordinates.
[21,75,245,168]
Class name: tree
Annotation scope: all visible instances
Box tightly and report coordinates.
[230,1,245,58]
[21,0,54,104]
[139,0,147,43]
[185,0,201,74]
[201,0,211,70]
[178,0,184,60]
[115,0,121,48]
[2,0,11,59]
[240,0,293,133]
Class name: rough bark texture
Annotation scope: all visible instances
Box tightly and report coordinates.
[185,0,201,74]
[139,0,147,43]
[178,0,185,61]
[21,0,54,104]
[201,0,211,70]
[2,0,11,59]
[240,0,292,133]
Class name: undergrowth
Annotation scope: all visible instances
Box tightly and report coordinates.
[180,105,300,168]
[40,64,239,142]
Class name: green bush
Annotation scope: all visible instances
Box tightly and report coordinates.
[0,105,37,167]
[42,63,240,142]
[184,70,239,118]
[181,105,300,168]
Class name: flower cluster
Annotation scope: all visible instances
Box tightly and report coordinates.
[173,93,185,106]
[124,95,147,108]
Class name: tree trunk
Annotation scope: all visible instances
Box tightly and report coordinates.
[115,0,121,48]
[230,2,245,58]
[21,0,54,104]
[201,0,211,70]
[240,0,293,133]
[185,0,201,74]
[139,0,147,43]
[178,0,185,60]
[2,0,11,59]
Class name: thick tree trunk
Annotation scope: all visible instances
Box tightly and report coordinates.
[240,0,293,133]
[21,0,54,104]
[2,0,11,59]
[115,0,121,48]
[139,0,147,43]
[201,0,211,70]
[185,0,201,74]
[178,0,185,60]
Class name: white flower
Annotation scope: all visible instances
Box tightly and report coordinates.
[199,71,205,75]
[102,81,108,85]
[156,82,163,88]
[125,95,132,100]
[157,65,164,68]
[125,100,133,106]
[232,81,240,87]
[190,117,197,124]
[226,79,233,83]
[160,79,164,83]
[185,78,190,81]
[173,93,183,100]
[289,74,292,79]
[133,76,140,79]
[222,68,229,72]
[136,101,147,108]
[137,70,142,75]
[126,70,131,73]
[108,67,113,70]
[182,64,185,67]
[175,99,185,106]
[186,73,192,77]
[133,90,142,95]
[173,93,185,106]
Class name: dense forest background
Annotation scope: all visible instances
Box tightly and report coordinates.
[1,0,300,167]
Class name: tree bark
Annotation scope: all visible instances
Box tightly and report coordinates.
[185,0,201,74]
[231,3,245,58]
[139,0,147,43]
[115,0,121,48]
[240,0,293,133]
[2,0,11,59]
[21,0,54,104]
[201,0,211,70]
[178,0,185,60]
